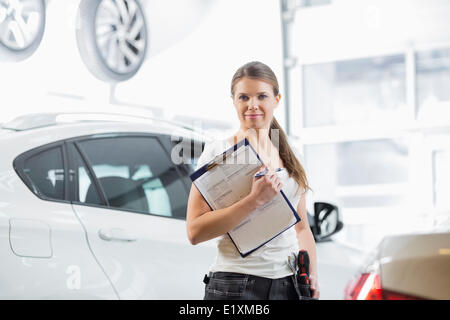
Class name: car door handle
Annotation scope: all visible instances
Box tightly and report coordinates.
[98,228,138,242]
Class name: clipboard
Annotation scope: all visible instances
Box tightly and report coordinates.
[190,138,301,257]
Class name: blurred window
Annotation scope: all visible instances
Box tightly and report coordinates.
[23,147,65,200]
[303,55,407,127]
[304,139,409,209]
[416,48,450,121]
[302,0,331,7]
[433,148,450,209]
[288,0,331,8]
[77,136,188,219]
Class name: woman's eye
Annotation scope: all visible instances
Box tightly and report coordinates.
[258,94,267,99]
[239,96,249,101]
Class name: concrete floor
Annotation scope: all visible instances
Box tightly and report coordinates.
[315,240,368,300]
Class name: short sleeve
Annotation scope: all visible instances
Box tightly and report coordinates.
[195,145,211,170]
[195,141,217,170]
[195,139,229,170]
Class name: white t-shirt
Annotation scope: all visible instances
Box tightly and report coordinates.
[195,138,302,279]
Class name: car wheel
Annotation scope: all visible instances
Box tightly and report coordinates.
[0,0,46,62]
[76,0,148,83]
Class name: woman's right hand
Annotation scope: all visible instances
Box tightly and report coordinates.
[248,165,283,207]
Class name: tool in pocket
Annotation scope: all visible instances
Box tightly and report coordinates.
[287,250,314,299]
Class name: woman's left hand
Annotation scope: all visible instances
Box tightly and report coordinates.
[310,274,320,299]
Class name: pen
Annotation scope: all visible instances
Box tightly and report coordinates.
[254,167,284,177]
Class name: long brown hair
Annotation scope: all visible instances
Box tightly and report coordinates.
[231,61,310,195]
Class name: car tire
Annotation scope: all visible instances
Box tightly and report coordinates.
[76,0,148,83]
[0,0,46,62]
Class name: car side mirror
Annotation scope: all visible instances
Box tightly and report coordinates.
[313,202,343,241]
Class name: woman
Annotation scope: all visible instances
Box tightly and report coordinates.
[186,61,319,300]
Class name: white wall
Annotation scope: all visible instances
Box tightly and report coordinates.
[293,0,450,64]
[115,0,286,133]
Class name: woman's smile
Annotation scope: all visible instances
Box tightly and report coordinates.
[245,113,264,119]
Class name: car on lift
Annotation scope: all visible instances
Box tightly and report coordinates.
[1,0,218,83]
[0,112,343,299]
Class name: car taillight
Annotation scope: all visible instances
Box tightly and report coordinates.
[344,272,382,300]
[345,272,423,300]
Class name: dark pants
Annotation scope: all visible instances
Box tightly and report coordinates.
[203,271,307,300]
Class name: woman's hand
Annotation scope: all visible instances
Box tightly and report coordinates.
[310,274,320,299]
[248,165,282,207]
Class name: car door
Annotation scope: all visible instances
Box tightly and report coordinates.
[5,142,117,299]
[68,133,215,299]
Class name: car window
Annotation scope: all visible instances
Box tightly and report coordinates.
[76,136,188,219]
[22,147,65,200]
[69,144,102,205]
[163,135,205,189]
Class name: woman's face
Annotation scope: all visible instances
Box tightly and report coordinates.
[232,77,281,131]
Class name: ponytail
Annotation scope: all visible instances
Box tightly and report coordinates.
[270,117,310,196]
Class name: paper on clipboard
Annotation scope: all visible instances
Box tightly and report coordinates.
[190,138,300,257]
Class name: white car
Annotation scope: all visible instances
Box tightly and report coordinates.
[0,112,346,299]
[0,112,217,299]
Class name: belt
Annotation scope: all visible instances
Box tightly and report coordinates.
[203,271,293,284]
